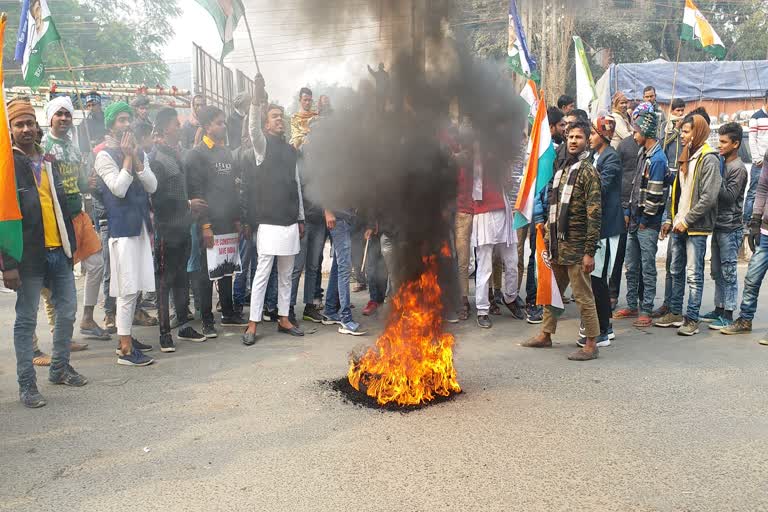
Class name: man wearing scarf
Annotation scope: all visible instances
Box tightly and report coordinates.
[659,114,722,336]
[616,103,668,327]
[2,99,85,408]
[523,119,603,361]
[95,102,158,366]
[610,91,632,148]
[42,96,111,342]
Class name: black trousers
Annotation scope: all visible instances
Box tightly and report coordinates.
[155,236,191,336]
[198,244,234,324]
[591,242,612,334]
[610,232,644,306]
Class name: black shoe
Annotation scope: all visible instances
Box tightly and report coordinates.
[49,364,88,387]
[178,326,207,342]
[170,313,193,329]
[278,324,304,336]
[504,299,526,320]
[233,304,244,315]
[477,315,492,329]
[303,305,324,323]
[263,309,278,322]
[221,314,248,326]
[202,323,218,339]
[19,383,46,408]
[242,332,260,346]
[115,337,153,355]
[159,334,176,353]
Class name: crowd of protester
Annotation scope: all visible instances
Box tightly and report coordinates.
[2,70,768,408]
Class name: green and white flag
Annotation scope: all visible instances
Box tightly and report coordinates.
[573,36,597,111]
[14,0,61,89]
[194,0,245,60]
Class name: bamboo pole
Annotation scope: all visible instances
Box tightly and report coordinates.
[242,12,262,75]
[667,38,682,119]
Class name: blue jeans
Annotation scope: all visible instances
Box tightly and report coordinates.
[625,227,659,315]
[14,248,76,387]
[324,218,353,323]
[711,229,743,311]
[233,233,254,306]
[743,165,761,224]
[99,223,116,314]
[739,234,768,321]
[290,221,326,308]
[669,232,708,321]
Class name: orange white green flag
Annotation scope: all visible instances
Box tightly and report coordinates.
[0,14,23,263]
[535,224,564,311]
[681,0,726,59]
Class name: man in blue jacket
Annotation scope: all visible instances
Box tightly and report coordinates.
[615,103,668,327]
[578,116,623,348]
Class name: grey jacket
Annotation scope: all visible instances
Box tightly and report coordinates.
[667,147,722,235]
[715,157,748,232]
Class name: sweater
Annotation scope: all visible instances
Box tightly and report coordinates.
[627,141,668,230]
[185,137,241,235]
[150,144,192,244]
[749,107,768,165]
[714,157,748,232]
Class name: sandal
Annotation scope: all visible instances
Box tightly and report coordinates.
[633,315,653,328]
[458,301,470,321]
[33,351,51,367]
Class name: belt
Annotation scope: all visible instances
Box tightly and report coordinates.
[45,246,62,252]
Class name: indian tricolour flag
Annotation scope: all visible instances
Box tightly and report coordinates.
[535,224,564,311]
[514,88,556,230]
[681,0,726,59]
[1,15,23,262]
[14,0,60,89]
[507,0,539,83]
[520,79,538,125]
[195,0,245,60]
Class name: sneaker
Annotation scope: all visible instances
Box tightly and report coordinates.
[759,333,768,346]
[159,334,176,353]
[477,315,492,329]
[525,305,543,324]
[614,308,638,319]
[721,318,752,335]
[322,313,342,326]
[170,313,193,329]
[303,304,325,323]
[339,321,367,336]
[700,310,721,323]
[606,323,616,340]
[117,348,155,367]
[49,364,88,386]
[104,312,117,334]
[651,304,670,319]
[677,318,700,336]
[221,314,248,326]
[655,312,684,328]
[577,333,611,348]
[362,301,380,317]
[19,383,46,408]
[202,323,218,339]
[80,325,111,340]
[177,326,206,342]
[708,316,733,331]
[504,299,526,320]
[115,338,152,355]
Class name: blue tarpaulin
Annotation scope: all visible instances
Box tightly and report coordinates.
[608,59,768,102]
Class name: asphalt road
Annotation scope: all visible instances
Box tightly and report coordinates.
[1,270,767,512]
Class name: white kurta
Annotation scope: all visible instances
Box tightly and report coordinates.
[109,223,156,297]
[472,209,516,247]
[256,223,301,256]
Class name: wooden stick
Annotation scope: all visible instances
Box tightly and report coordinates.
[58,40,92,154]
[361,238,370,274]
[667,38,682,120]
[242,12,261,75]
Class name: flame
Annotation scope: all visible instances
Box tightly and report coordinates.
[347,252,461,406]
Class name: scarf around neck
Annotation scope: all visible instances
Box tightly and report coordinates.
[678,115,710,175]
[549,151,589,256]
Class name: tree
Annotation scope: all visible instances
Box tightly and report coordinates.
[2,0,180,87]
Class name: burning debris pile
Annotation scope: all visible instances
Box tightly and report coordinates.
[348,253,461,407]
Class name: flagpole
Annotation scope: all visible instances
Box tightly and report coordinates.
[668,38,682,120]
[241,12,261,76]
[57,40,92,154]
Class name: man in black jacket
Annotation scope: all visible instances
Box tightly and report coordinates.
[610,133,640,307]
[150,108,208,351]
[2,99,86,408]
[185,106,248,338]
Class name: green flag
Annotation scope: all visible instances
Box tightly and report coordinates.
[14,0,61,89]
[194,0,246,60]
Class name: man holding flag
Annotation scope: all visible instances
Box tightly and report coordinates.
[523,119,603,361]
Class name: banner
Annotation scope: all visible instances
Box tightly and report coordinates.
[573,36,597,112]
[206,233,242,281]
[194,0,246,60]
[14,0,61,88]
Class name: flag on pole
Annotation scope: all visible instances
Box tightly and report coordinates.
[535,224,564,311]
[194,0,246,60]
[14,0,61,89]
[681,0,726,59]
[507,0,539,83]
[520,78,538,125]
[1,15,24,263]
[514,89,556,229]
[573,36,597,111]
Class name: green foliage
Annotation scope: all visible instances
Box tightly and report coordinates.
[2,0,180,87]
